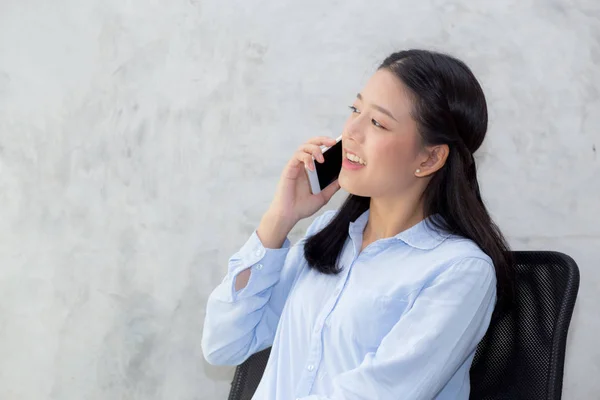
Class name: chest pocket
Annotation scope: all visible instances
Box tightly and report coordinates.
[331,289,409,350]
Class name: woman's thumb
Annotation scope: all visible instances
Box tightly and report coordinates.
[320,180,341,202]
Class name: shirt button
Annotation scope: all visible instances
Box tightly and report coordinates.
[255,264,263,270]
[307,364,314,371]
[255,249,263,257]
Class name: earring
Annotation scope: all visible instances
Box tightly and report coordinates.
[415,169,421,174]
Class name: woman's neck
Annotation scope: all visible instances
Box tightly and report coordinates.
[361,195,425,251]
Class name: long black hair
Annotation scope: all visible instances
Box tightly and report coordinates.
[304,49,514,309]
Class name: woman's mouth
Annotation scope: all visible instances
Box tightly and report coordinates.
[342,150,366,170]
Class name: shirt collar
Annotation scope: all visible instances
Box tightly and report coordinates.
[348,209,450,250]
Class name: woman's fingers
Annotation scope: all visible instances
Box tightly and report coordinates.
[307,136,338,147]
[289,150,316,171]
[288,136,338,173]
[298,144,325,163]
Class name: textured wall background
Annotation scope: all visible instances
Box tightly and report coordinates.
[0,0,598,399]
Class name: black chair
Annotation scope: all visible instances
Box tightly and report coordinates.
[469,251,579,400]
[228,251,580,400]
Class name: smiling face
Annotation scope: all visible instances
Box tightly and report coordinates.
[338,69,428,199]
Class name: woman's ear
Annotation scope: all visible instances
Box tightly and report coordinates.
[415,144,449,177]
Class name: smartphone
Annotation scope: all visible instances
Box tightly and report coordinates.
[305,135,343,194]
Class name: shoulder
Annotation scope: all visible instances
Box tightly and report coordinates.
[305,209,338,235]
[432,235,496,284]
[438,235,492,264]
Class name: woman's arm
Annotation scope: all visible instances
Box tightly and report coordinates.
[201,211,335,366]
[234,211,296,292]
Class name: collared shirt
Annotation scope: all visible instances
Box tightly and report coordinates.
[202,209,496,400]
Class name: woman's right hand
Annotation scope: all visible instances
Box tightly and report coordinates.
[257,137,342,248]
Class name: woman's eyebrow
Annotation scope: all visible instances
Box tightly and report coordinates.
[356,93,398,122]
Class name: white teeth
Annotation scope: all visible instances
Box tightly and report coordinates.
[346,152,367,166]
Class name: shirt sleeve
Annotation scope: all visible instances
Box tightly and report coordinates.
[299,257,497,400]
[201,211,336,366]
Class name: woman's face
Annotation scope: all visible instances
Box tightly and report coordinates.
[338,69,426,199]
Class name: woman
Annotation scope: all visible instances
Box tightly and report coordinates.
[201,49,513,400]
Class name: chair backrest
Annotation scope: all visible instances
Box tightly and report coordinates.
[228,251,580,400]
[228,348,271,400]
[469,251,579,400]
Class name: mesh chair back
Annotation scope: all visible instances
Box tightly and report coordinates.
[469,251,579,400]
[228,348,270,400]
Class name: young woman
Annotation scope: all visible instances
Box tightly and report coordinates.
[202,49,513,400]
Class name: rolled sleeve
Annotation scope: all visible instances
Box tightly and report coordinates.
[229,231,292,301]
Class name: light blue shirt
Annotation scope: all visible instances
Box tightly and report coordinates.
[202,209,496,400]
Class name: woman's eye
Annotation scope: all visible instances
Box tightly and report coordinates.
[372,119,385,129]
[348,105,360,113]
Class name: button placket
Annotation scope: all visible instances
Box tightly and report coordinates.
[321,258,355,331]
[304,259,355,396]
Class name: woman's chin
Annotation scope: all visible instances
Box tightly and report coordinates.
[339,176,370,198]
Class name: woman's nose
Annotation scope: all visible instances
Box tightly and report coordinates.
[345,117,364,142]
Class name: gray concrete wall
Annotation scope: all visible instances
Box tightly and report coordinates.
[0,0,598,399]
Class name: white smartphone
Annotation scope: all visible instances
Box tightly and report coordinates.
[305,135,343,194]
